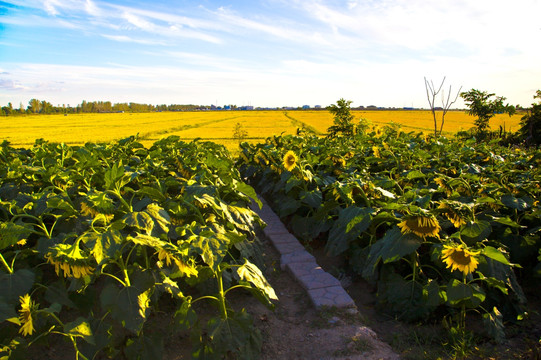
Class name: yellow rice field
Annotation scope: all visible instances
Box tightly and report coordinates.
[0,110,523,152]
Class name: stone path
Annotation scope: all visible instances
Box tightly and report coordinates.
[250,197,356,310]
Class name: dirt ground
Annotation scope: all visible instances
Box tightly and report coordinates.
[162,234,399,360]
[233,240,399,360]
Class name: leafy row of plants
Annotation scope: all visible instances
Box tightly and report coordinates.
[0,135,277,359]
[237,126,541,352]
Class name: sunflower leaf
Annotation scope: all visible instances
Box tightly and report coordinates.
[64,317,95,345]
[362,227,421,279]
[326,206,373,256]
[482,246,510,266]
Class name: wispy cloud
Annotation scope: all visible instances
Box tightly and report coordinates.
[1,0,540,108]
[0,78,25,90]
[100,34,166,45]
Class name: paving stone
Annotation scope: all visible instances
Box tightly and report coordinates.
[263,222,289,238]
[307,286,356,309]
[267,232,299,245]
[251,194,359,312]
[271,239,305,256]
[280,250,316,270]
[287,262,342,290]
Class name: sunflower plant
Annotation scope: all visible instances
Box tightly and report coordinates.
[238,129,537,348]
[0,136,275,360]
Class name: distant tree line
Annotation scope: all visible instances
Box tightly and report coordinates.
[0,99,219,116]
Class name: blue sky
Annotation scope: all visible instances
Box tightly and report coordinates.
[0,0,540,108]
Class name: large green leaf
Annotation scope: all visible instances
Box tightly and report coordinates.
[0,300,17,322]
[406,170,426,180]
[0,222,33,250]
[47,196,77,216]
[64,317,95,345]
[236,260,278,308]
[224,205,257,233]
[128,233,165,249]
[198,309,261,359]
[275,196,301,217]
[123,211,154,234]
[104,162,136,190]
[145,203,171,236]
[501,194,530,211]
[326,206,374,256]
[362,227,421,278]
[124,333,164,360]
[376,270,435,321]
[44,281,76,308]
[482,246,510,265]
[81,191,116,215]
[0,269,35,304]
[173,299,198,332]
[234,181,262,209]
[446,279,485,308]
[100,285,149,334]
[300,189,322,209]
[80,229,124,265]
[460,220,492,244]
[488,215,524,228]
[190,231,229,271]
[136,186,166,203]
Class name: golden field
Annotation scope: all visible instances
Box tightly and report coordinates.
[0,110,523,152]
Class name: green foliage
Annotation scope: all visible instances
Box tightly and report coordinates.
[237,128,541,342]
[460,89,516,134]
[0,136,273,359]
[327,98,356,136]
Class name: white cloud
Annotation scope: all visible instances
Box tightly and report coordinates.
[1,0,540,108]
[101,34,166,45]
[84,0,100,16]
[43,0,60,16]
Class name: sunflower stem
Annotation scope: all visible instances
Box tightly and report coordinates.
[0,253,13,273]
[411,252,418,298]
[215,268,228,320]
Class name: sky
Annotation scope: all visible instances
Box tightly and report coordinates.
[0,0,540,109]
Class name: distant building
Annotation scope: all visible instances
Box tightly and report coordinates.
[302,105,310,109]
[314,105,322,109]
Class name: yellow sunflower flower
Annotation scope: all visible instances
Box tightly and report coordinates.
[157,248,174,267]
[283,151,298,172]
[438,203,466,228]
[441,244,480,275]
[18,294,37,336]
[398,215,441,239]
[45,242,94,279]
[434,177,452,196]
[372,146,381,158]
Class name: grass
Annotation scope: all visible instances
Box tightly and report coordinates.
[0,110,523,152]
